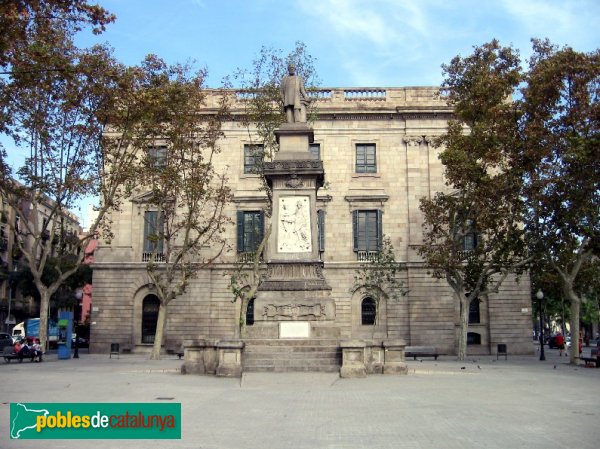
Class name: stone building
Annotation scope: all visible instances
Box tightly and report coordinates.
[90,87,534,364]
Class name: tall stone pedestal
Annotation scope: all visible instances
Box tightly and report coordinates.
[253,123,335,338]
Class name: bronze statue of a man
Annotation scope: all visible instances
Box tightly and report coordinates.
[281,63,311,123]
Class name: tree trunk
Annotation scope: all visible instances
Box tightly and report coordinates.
[457,296,469,361]
[234,297,244,339]
[38,288,50,351]
[569,299,580,365]
[150,302,168,360]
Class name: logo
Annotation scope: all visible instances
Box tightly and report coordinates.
[10,403,181,439]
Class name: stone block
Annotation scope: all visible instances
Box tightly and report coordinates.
[383,339,408,375]
[216,340,244,378]
[340,340,367,378]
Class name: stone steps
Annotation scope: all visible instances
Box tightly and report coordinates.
[242,339,341,373]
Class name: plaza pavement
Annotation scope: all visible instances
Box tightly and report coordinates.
[0,346,598,449]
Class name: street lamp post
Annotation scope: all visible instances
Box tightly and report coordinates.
[537,289,545,361]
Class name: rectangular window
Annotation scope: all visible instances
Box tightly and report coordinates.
[147,146,167,168]
[352,210,382,252]
[143,211,164,254]
[461,219,478,251]
[237,210,264,253]
[309,143,321,160]
[355,144,376,173]
[244,144,264,174]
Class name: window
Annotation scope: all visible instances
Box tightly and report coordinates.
[461,219,478,251]
[142,295,160,343]
[467,332,482,345]
[352,210,382,252]
[309,143,321,160]
[361,297,376,325]
[143,211,164,258]
[317,209,325,253]
[355,143,376,173]
[246,298,255,326]
[469,298,481,324]
[244,144,264,174]
[147,146,167,168]
[237,211,264,253]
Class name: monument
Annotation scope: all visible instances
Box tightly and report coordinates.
[251,65,337,339]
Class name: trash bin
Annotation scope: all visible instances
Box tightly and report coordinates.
[110,343,119,359]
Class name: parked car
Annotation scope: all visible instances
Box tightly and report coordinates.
[0,332,14,351]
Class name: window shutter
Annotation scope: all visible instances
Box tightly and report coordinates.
[352,210,358,252]
[236,211,244,252]
[317,210,325,252]
[257,211,265,246]
[143,212,152,252]
[157,212,164,253]
[376,209,383,250]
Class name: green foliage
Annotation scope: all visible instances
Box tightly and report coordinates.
[521,40,599,362]
[352,236,408,304]
[126,57,233,359]
[420,40,531,360]
[11,257,91,304]
[0,0,118,349]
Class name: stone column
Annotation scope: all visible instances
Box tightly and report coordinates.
[203,339,218,375]
[365,340,384,374]
[383,339,408,374]
[182,338,207,375]
[216,340,244,378]
[340,340,367,378]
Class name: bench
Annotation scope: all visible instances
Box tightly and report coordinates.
[3,347,42,363]
[405,346,439,360]
[580,347,599,368]
[166,348,184,359]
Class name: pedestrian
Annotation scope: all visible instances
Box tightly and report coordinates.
[555,332,565,356]
[32,338,43,362]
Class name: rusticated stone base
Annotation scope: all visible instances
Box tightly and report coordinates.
[215,340,244,378]
[181,338,218,375]
[340,340,367,378]
[383,339,408,375]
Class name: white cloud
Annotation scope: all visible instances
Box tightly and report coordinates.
[297,0,438,84]
[500,0,600,48]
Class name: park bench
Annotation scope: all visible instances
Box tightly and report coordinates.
[580,347,599,368]
[3,346,41,363]
[404,346,439,360]
[166,347,184,359]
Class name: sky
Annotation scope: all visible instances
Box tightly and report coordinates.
[78,0,600,87]
[4,0,599,228]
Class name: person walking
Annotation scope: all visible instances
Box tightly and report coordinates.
[555,332,565,356]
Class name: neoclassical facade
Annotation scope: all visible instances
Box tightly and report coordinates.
[90,87,534,359]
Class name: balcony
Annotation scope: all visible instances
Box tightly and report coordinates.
[357,251,379,262]
[236,252,263,264]
[142,252,166,263]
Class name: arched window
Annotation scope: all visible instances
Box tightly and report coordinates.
[142,295,160,344]
[361,297,376,325]
[469,298,481,324]
[467,332,481,345]
[246,298,254,326]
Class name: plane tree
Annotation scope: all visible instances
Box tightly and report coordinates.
[419,40,531,361]
[521,40,600,363]
[0,1,135,349]
[133,57,232,359]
